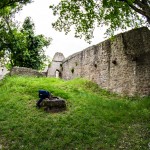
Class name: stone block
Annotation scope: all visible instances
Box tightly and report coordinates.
[41,97,66,113]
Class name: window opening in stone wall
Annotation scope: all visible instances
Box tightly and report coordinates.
[71,68,74,74]
[60,64,63,71]
[112,58,117,65]
[94,64,97,68]
[75,62,78,66]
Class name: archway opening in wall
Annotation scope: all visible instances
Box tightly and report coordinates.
[55,69,62,78]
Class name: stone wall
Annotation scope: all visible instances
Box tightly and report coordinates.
[135,53,150,96]
[60,27,150,96]
[10,67,44,77]
[47,52,65,77]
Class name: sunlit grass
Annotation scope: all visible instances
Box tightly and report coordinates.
[0,76,149,150]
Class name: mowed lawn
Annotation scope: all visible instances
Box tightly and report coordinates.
[0,76,149,150]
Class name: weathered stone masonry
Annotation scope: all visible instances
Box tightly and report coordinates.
[47,52,65,78]
[48,27,150,96]
[11,66,44,77]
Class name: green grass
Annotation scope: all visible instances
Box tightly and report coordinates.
[0,76,149,150]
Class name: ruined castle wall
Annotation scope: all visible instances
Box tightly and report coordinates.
[47,52,65,77]
[62,36,136,95]
[11,67,44,77]
[62,27,150,96]
[62,39,111,89]
[62,51,82,80]
[47,61,62,77]
[109,34,137,95]
[135,53,150,96]
[93,40,111,89]
[121,27,150,96]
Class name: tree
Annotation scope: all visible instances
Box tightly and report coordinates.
[50,0,150,41]
[0,16,51,70]
[0,0,51,70]
[0,0,32,54]
[0,0,32,10]
[19,17,51,70]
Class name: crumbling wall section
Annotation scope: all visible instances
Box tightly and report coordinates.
[47,52,65,77]
[61,27,150,96]
[10,67,44,77]
[109,34,137,95]
[135,53,150,96]
[121,27,150,96]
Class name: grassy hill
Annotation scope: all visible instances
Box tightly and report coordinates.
[0,76,149,150]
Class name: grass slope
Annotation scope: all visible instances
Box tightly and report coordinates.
[0,76,150,150]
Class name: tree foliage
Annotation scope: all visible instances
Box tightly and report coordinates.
[0,16,51,70]
[50,0,150,41]
[0,0,52,70]
[0,0,32,10]
[19,17,51,70]
[0,0,32,21]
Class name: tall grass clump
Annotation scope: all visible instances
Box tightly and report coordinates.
[0,75,149,150]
